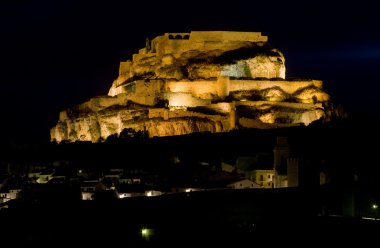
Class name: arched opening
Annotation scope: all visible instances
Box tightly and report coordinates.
[175,35,182,39]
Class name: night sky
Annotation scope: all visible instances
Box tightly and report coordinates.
[1,0,379,143]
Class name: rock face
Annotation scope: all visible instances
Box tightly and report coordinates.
[51,31,330,143]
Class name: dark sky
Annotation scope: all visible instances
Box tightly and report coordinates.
[1,0,379,143]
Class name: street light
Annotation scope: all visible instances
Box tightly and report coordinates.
[141,228,153,240]
[371,203,379,219]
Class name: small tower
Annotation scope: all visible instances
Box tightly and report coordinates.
[273,137,301,188]
[145,37,151,52]
[273,137,290,188]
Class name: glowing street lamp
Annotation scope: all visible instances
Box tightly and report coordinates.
[141,228,152,240]
[370,203,379,219]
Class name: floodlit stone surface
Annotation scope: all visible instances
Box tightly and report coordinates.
[51,31,331,143]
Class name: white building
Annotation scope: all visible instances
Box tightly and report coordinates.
[227,179,261,189]
[252,170,275,188]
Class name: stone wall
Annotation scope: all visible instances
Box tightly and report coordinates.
[109,79,164,104]
[163,92,211,108]
[148,108,169,120]
[165,80,219,99]
[229,79,323,94]
[202,102,235,114]
[189,31,267,42]
[236,101,324,110]
[119,61,133,77]
[150,31,268,58]
[109,77,327,108]
[164,76,230,100]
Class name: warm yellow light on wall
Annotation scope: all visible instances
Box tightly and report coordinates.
[259,113,275,124]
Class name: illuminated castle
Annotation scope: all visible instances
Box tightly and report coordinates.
[51,31,330,143]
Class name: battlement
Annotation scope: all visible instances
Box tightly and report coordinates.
[149,31,268,56]
[163,31,267,42]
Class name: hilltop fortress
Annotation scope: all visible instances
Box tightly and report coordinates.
[51,31,330,142]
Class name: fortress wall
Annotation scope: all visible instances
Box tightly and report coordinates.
[155,31,267,58]
[134,80,163,95]
[116,61,134,85]
[167,109,220,120]
[217,76,230,97]
[89,97,123,111]
[111,79,164,104]
[163,40,202,57]
[108,85,124,96]
[120,95,157,106]
[202,102,235,114]
[229,80,323,94]
[115,80,163,105]
[119,61,132,76]
[236,100,323,110]
[166,79,323,100]
[148,108,230,130]
[167,109,231,131]
[163,92,211,107]
[189,31,267,42]
[148,108,168,119]
[112,75,129,88]
[165,80,220,99]
[152,35,167,57]
[118,109,148,123]
[111,78,325,106]
[132,52,157,64]
[162,40,259,59]
[59,111,69,121]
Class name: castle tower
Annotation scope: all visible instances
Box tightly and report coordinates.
[273,137,290,188]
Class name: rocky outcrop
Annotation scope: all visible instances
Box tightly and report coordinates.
[51,31,331,143]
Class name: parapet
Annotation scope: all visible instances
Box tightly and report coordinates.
[188,31,267,42]
[163,31,267,42]
[149,31,268,55]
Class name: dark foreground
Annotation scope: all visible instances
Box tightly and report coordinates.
[1,188,379,247]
